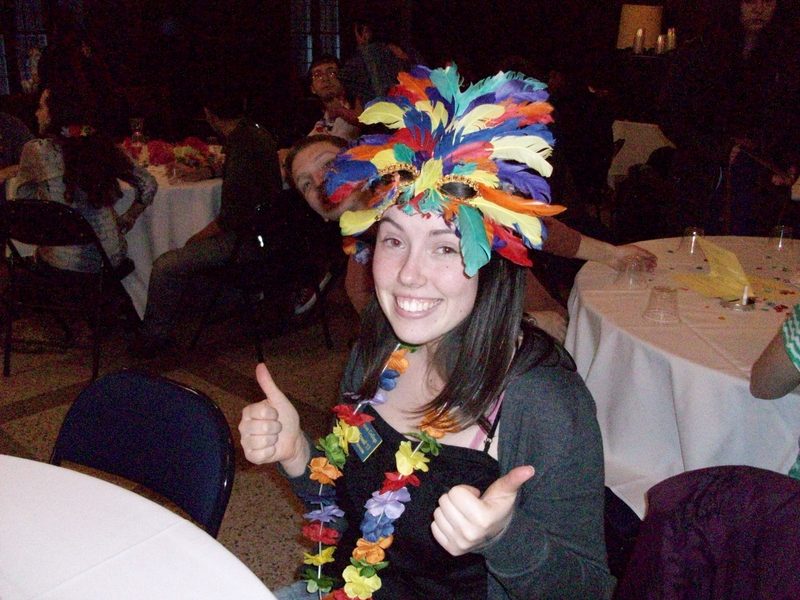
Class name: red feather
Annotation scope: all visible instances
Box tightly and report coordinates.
[492,223,533,266]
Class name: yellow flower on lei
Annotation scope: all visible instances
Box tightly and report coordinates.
[308,456,342,485]
[342,565,382,599]
[352,535,393,564]
[395,440,430,476]
[333,420,361,453]
[303,545,336,566]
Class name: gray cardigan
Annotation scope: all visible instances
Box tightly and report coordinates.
[288,342,614,599]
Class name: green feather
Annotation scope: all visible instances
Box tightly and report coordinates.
[393,143,415,164]
[457,205,491,277]
[430,65,461,103]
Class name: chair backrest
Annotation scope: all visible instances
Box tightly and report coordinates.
[50,370,236,538]
[0,199,115,273]
[615,466,800,599]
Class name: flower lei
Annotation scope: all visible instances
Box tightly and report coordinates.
[300,344,456,599]
[60,124,95,138]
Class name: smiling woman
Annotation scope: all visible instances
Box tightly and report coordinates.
[372,208,478,349]
[239,64,614,599]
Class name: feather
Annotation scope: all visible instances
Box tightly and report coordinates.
[444,140,490,165]
[340,207,384,236]
[491,224,533,266]
[413,100,449,131]
[394,72,433,104]
[455,104,506,135]
[456,72,507,113]
[456,205,492,277]
[429,65,461,103]
[360,102,408,129]
[393,143,416,165]
[470,197,546,248]
[476,184,565,216]
[495,161,552,202]
[328,181,362,205]
[413,158,443,196]
[490,135,553,177]
[372,148,405,172]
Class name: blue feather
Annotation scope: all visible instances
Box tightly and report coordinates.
[496,160,551,202]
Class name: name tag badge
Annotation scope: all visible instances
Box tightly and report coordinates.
[353,421,382,462]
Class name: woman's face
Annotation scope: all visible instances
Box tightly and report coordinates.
[740,0,777,34]
[372,206,478,349]
[35,89,51,134]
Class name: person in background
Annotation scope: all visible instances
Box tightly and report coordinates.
[306,54,362,142]
[13,83,155,275]
[37,22,129,139]
[0,112,34,193]
[659,0,800,235]
[285,134,655,343]
[338,18,409,106]
[751,304,800,399]
[751,303,800,481]
[130,91,281,356]
[240,64,614,599]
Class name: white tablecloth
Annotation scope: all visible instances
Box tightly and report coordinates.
[608,120,674,188]
[118,168,222,317]
[0,454,275,600]
[565,236,800,517]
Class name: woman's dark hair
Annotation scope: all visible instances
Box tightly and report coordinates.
[354,248,557,431]
[44,83,134,208]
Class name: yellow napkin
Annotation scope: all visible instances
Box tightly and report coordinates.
[672,238,749,301]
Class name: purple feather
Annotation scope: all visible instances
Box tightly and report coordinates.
[496,160,552,202]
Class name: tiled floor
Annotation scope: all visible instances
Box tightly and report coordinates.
[0,281,360,591]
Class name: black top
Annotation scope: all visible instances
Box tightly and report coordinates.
[331,406,500,599]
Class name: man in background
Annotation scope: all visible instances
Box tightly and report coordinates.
[130,92,282,356]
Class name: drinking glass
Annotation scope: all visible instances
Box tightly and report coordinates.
[643,286,679,323]
[678,226,704,256]
[613,256,648,290]
[769,225,794,253]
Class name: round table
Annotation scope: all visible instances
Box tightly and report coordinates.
[0,454,276,600]
[118,167,222,317]
[565,236,800,517]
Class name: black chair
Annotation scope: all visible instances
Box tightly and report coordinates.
[615,466,800,599]
[0,199,134,379]
[604,487,641,582]
[190,198,343,362]
[50,370,235,538]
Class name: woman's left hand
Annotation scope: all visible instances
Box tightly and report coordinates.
[431,465,535,556]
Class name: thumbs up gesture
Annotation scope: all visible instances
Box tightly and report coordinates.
[431,465,535,556]
[238,363,310,477]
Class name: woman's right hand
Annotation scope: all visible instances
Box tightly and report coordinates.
[238,364,310,477]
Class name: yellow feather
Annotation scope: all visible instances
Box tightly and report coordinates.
[340,207,384,235]
[414,100,449,130]
[414,158,443,195]
[359,102,407,129]
[468,170,500,188]
[455,104,505,135]
[371,148,403,171]
[469,197,544,246]
[490,136,553,177]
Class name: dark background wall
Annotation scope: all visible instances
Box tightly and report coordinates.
[1,0,709,137]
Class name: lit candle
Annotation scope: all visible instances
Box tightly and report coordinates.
[633,28,645,54]
[656,34,666,55]
[667,27,677,51]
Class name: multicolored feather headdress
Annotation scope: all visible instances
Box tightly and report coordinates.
[326,64,566,276]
